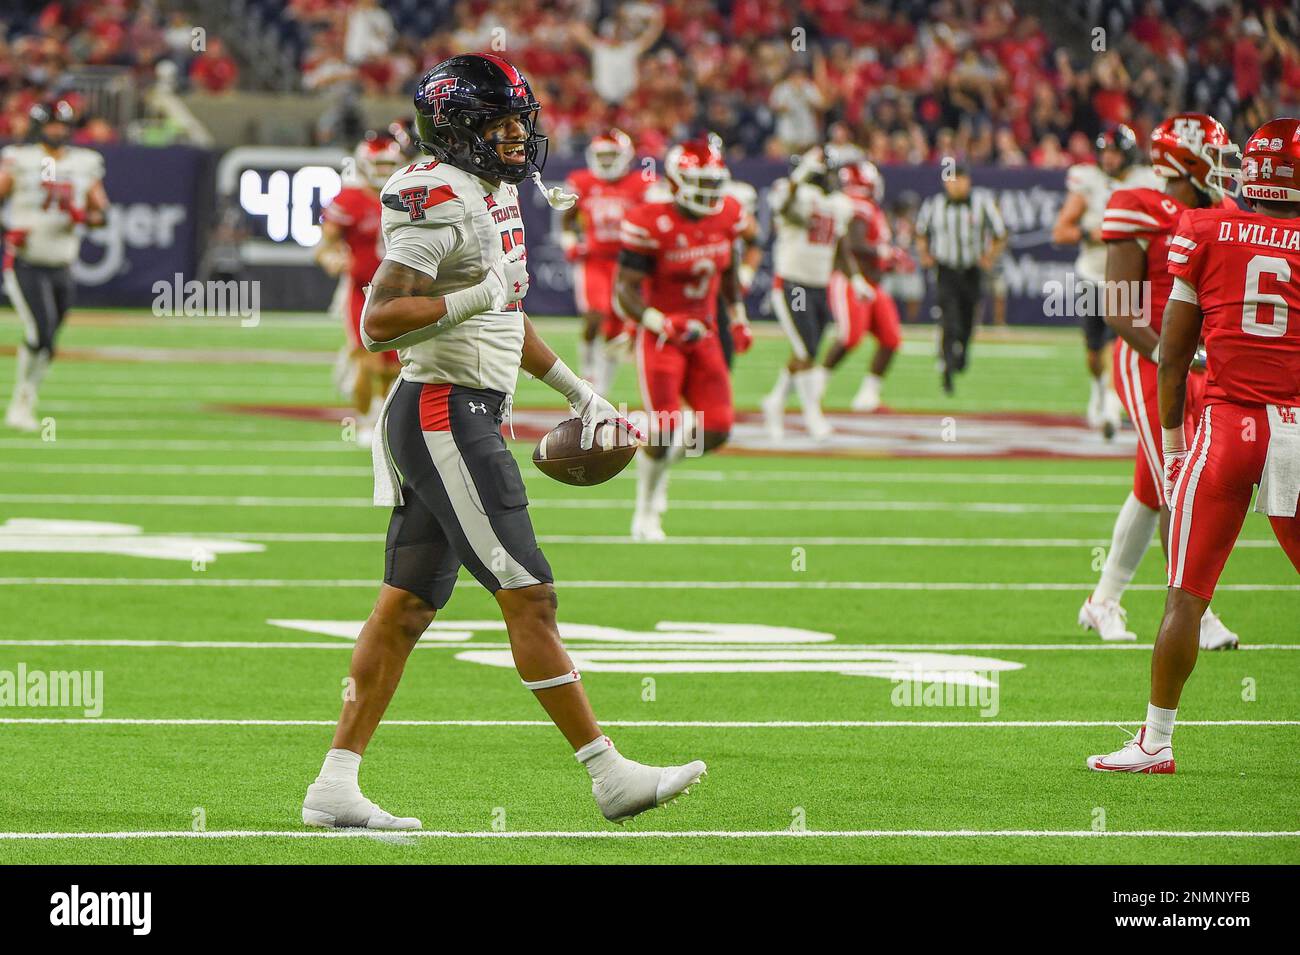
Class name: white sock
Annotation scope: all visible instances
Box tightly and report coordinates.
[317,747,361,785]
[576,735,621,781]
[766,368,791,405]
[579,337,599,381]
[635,452,669,518]
[594,350,618,396]
[793,369,823,412]
[1144,704,1177,749]
[811,365,829,400]
[1093,493,1158,604]
[863,373,882,396]
[1088,376,1102,406]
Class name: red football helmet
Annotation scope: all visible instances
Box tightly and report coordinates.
[1239,117,1300,204]
[1149,113,1240,201]
[355,133,403,189]
[586,128,634,181]
[664,138,730,216]
[839,160,884,202]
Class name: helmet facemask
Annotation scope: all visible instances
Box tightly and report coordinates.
[670,165,729,216]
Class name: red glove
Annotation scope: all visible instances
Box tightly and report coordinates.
[728,303,753,354]
[4,229,29,250]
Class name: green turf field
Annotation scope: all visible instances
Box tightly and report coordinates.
[0,311,1296,864]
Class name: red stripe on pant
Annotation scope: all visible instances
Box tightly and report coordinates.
[419,383,453,431]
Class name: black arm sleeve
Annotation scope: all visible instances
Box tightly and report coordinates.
[618,249,656,273]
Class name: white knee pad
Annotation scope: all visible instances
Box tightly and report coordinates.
[522,668,581,691]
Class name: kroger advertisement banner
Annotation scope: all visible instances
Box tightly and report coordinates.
[519,159,1073,326]
[0,144,209,307]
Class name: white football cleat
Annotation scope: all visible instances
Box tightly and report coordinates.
[1199,609,1240,650]
[760,391,785,441]
[1078,597,1136,641]
[5,400,38,433]
[1086,726,1175,774]
[850,377,882,412]
[631,511,666,542]
[302,779,422,830]
[592,757,708,824]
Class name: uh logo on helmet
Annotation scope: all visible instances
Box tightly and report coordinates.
[1149,112,1241,201]
[411,54,548,185]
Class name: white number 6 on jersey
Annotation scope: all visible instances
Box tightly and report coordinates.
[1241,254,1290,338]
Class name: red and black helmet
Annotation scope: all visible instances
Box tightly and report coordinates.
[1095,123,1140,172]
[413,54,547,185]
[1239,117,1300,204]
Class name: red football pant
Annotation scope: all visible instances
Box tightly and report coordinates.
[1167,400,1300,600]
[573,255,625,340]
[1113,341,1202,509]
[827,271,901,351]
[636,326,734,435]
[347,279,398,365]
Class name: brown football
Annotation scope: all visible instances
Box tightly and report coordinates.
[532,417,639,486]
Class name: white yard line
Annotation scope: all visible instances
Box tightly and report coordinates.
[0,462,1129,485]
[0,577,1293,592]
[1,718,1294,727]
[0,493,1125,512]
[0,440,353,453]
[1,639,1296,652]
[0,828,1294,841]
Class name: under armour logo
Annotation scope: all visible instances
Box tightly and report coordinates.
[1280,406,1298,425]
[468,401,488,414]
[513,281,522,293]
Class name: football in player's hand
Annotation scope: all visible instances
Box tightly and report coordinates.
[532,417,638,486]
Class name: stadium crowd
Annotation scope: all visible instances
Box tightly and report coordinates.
[1,0,1299,164]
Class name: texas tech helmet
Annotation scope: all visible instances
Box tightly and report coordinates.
[413,54,548,185]
[1149,113,1240,201]
[1239,117,1300,204]
[28,97,79,147]
[1095,124,1140,172]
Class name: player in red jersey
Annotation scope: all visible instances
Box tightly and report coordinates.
[317,132,403,446]
[1078,113,1242,649]
[614,138,752,541]
[1088,118,1300,774]
[562,129,653,395]
[819,159,902,413]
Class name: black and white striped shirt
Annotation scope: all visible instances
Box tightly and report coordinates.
[916,190,1007,269]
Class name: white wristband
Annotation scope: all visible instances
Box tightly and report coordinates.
[1148,341,1161,365]
[540,357,589,406]
[443,279,499,325]
[640,307,666,335]
[1163,427,1186,454]
[730,301,747,325]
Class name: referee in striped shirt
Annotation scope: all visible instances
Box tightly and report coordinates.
[916,164,1007,393]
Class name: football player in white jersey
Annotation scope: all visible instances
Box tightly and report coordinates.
[0,99,108,431]
[1052,125,1162,439]
[301,55,706,831]
[760,147,868,441]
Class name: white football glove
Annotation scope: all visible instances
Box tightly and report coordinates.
[487,245,530,309]
[850,273,876,302]
[569,381,622,451]
[1163,427,1188,504]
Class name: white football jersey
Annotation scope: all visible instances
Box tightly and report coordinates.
[0,143,104,267]
[1065,162,1164,282]
[768,178,854,287]
[377,160,528,396]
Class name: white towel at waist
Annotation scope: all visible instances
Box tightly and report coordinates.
[371,380,404,507]
[1254,403,1300,518]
